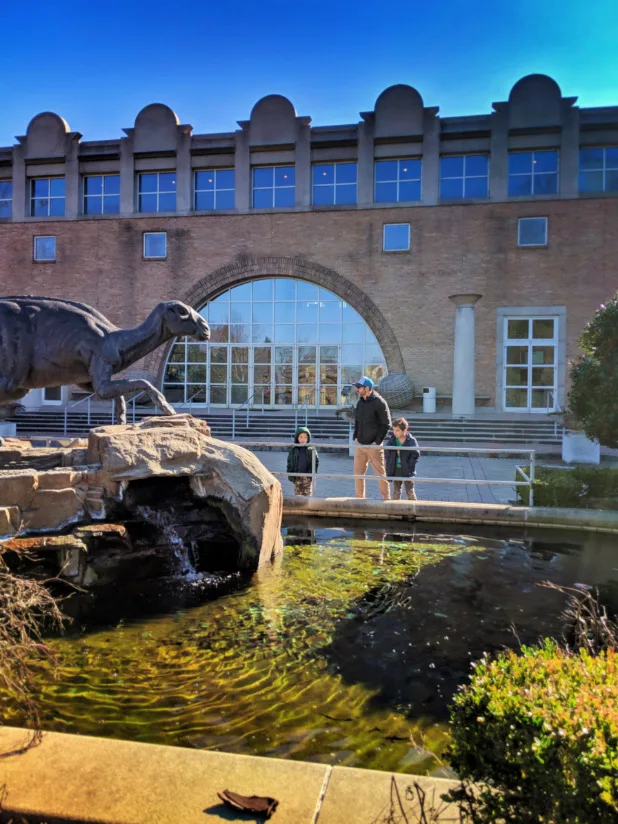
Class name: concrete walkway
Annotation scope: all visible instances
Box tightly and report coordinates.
[254,450,522,504]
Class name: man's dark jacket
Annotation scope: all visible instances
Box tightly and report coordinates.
[385,431,420,478]
[353,391,392,445]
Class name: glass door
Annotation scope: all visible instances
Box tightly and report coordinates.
[503,317,557,412]
[274,346,294,407]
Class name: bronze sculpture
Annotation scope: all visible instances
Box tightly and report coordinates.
[0,296,210,424]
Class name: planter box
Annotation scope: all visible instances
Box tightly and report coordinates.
[562,431,600,465]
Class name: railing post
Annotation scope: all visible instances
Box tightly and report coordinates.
[529,449,536,507]
[311,444,316,497]
[87,397,91,428]
[232,409,236,440]
[63,407,68,436]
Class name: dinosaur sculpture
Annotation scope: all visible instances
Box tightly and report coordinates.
[0,296,210,424]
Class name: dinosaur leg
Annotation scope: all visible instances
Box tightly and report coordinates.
[114,395,127,425]
[0,377,28,405]
[89,364,176,418]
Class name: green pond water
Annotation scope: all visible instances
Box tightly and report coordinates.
[3,521,618,775]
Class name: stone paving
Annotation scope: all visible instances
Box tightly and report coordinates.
[252,449,523,504]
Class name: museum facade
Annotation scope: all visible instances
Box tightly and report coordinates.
[0,74,617,415]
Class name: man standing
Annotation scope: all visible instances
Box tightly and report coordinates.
[352,376,392,500]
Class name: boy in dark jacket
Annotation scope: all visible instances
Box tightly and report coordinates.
[385,417,420,501]
[287,426,319,496]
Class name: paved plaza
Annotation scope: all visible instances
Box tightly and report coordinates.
[252,449,522,504]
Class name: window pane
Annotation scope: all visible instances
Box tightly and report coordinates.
[275,347,293,364]
[159,173,176,191]
[579,171,603,193]
[210,346,228,363]
[84,176,102,196]
[342,365,363,383]
[210,365,227,383]
[165,365,185,383]
[0,201,11,218]
[210,324,229,342]
[508,175,532,196]
[50,178,65,197]
[252,324,274,343]
[297,301,318,322]
[297,281,318,300]
[275,279,296,300]
[84,196,102,215]
[275,387,293,405]
[253,167,273,188]
[158,192,176,211]
[139,174,158,193]
[103,175,120,195]
[298,346,316,363]
[464,176,488,198]
[335,184,357,205]
[275,301,294,323]
[532,318,555,339]
[210,386,227,404]
[0,181,12,199]
[336,163,357,184]
[320,345,338,364]
[342,303,362,322]
[505,388,528,408]
[341,344,359,363]
[398,181,421,201]
[254,365,271,383]
[534,151,558,173]
[274,324,295,343]
[506,345,529,364]
[187,365,207,383]
[531,367,555,387]
[196,191,215,210]
[313,185,334,205]
[534,173,557,195]
[275,166,295,186]
[139,193,158,212]
[103,195,120,214]
[297,324,318,343]
[519,218,547,246]
[319,302,341,322]
[319,324,340,344]
[32,179,50,197]
[440,178,463,199]
[230,325,250,343]
[365,344,384,363]
[579,148,603,171]
[342,324,364,343]
[606,170,618,191]
[275,365,293,383]
[168,344,186,363]
[400,159,421,180]
[253,279,273,300]
[230,302,251,323]
[253,188,272,208]
[384,224,410,251]
[274,187,295,207]
[506,367,528,386]
[320,386,338,405]
[34,236,55,260]
[195,171,214,190]
[507,319,529,339]
[606,147,618,167]
[320,365,338,384]
[465,155,488,176]
[532,346,554,365]
[231,283,251,300]
[216,189,235,209]
[144,233,166,257]
[49,197,65,216]
[231,385,249,404]
[254,347,271,363]
[375,181,397,203]
[440,156,464,177]
[508,153,532,175]
[187,344,207,363]
[254,387,271,404]
[313,164,334,185]
[208,303,229,323]
[375,160,398,182]
[252,303,273,323]
[531,389,553,408]
[231,365,248,383]
[217,169,235,189]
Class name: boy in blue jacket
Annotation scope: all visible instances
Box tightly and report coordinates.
[385,417,420,500]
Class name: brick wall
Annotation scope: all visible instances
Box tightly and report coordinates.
[1,196,617,406]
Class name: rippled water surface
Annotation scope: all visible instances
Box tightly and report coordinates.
[3,522,618,774]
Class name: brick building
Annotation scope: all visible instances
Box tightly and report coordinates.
[0,73,617,417]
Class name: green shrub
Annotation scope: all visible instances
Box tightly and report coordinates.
[516,465,618,508]
[448,640,618,823]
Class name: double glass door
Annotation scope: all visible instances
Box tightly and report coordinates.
[206,344,341,408]
[503,317,557,412]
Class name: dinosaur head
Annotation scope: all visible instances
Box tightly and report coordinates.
[163,301,210,341]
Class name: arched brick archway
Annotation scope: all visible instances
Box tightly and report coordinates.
[146,257,405,384]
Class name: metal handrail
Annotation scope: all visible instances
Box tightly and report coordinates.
[176,388,210,415]
[232,391,266,439]
[295,387,318,429]
[237,440,537,506]
[63,392,97,435]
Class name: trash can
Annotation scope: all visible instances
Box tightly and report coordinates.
[422,387,436,414]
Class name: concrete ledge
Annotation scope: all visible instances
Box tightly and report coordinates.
[0,726,458,823]
[283,496,618,533]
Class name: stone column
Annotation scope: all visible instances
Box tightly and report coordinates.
[560,103,579,197]
[64,137,80,219]
[11,144,26,221]
[357,118,374,205]
[119,135,135,216]
[234,128,250,211]
[175,129,192,213]
[449,294,482,416]
[295,118,311,207]
[489,105,508,201]
[421,108,440,205]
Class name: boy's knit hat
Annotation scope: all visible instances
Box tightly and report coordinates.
[294,426,311,443]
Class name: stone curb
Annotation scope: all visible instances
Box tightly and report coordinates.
[283,496,618,532]
[0,726,459,823]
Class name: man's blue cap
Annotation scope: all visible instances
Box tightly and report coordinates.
[354,376,374,388]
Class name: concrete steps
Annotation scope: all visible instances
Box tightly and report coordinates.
[7,408,563,445]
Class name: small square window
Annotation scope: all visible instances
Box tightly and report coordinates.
[143,232,167,259]
[518,217,548,247]
[34,235,56,261]
[383,223,410,252]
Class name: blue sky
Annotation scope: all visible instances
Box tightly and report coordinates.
[1,0,617,145]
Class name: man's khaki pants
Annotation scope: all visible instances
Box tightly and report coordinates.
[353,443,391,500]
